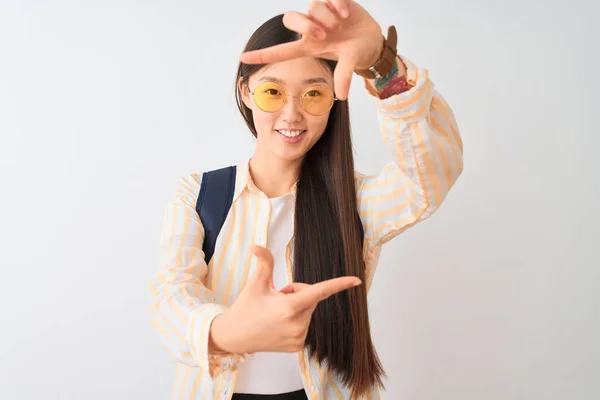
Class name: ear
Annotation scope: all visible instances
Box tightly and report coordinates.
[238,77,252,109]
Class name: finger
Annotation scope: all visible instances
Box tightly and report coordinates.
[248,245,275,289]
[240,40,308,65]
[283,10,327,40]
[279,282,310,294]
[333,55,355,101]
[326,0,350,18]
[288,276,362,310]
[308,1,342,31]
[239,11,327,64]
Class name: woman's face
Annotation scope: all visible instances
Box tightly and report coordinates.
[239,57,334,162]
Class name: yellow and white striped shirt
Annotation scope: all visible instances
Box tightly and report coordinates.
[149,57,463,400]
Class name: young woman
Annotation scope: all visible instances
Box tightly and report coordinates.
[149,1,463,399]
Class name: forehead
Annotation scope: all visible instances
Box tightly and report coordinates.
[253,57,333,87]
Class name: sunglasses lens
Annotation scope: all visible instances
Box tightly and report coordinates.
[253,81,286,112]
[252,82,335,115]
[302,86,334,116]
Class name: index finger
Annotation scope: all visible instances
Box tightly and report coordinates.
[239,40,307,65]
[288,276,362,310]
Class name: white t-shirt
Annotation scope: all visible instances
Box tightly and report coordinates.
[233,192,304,395]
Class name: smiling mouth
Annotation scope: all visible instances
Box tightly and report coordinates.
[275,129,307,138]
[275,129,307,144]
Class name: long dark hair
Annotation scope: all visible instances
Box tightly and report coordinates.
[234,14,385,397]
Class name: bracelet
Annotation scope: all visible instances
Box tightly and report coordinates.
[377,74,412,98]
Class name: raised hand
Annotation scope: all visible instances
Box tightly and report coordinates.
[239,0,384,101]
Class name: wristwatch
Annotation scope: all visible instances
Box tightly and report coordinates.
[354,25,398,79]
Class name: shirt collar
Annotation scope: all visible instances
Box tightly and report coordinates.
[233,158,298,202]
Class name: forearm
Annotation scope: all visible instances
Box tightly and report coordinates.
[358,56,463,247]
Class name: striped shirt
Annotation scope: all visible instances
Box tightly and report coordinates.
[148,57,463,400]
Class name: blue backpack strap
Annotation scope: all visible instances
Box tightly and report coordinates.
[195,166,237,265]
[195,164,363,263]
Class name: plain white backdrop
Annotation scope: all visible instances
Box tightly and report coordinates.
[1,0,598,399]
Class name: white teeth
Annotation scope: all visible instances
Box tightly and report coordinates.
[278,130,304,137]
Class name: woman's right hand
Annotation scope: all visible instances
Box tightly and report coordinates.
[209,245,362,354]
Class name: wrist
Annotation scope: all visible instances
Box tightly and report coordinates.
[354,25,398,80]
[357,37,385,71]
[209,312,235,353]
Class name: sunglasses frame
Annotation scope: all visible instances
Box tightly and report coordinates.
[246,81,338,116]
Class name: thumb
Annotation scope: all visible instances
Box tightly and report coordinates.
[279,282,310,295]
[247,245,275,291]
[333,54,356,101]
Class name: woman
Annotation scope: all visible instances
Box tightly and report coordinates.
[149,1,463,399]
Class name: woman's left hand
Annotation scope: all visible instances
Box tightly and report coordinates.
[239,0,383,101]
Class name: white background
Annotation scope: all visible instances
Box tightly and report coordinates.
[1,0,598,399]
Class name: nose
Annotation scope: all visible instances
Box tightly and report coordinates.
[280,95,303,122]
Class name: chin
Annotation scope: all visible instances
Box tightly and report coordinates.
[272,148,307,162]
[267,141,307,162]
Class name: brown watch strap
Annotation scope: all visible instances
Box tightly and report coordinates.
[354,25,398,79]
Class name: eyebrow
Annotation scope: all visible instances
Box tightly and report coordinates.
[257,76,330,85]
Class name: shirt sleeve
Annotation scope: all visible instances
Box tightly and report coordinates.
[148,173,249,378]
[356,56,464,249]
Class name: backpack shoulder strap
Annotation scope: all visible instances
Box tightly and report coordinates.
[195,165,237,265]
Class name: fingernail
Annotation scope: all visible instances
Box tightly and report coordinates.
[353,279,362,287]
[340,7,349,18]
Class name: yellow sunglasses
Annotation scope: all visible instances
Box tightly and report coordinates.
[247,81,338,116]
